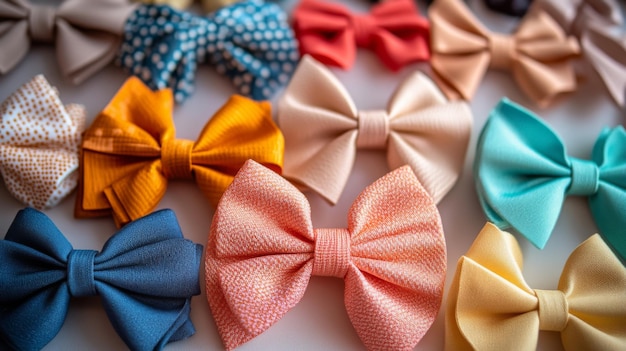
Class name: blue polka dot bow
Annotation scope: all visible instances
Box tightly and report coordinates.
[117,1,299,103]
[0,208,203,351]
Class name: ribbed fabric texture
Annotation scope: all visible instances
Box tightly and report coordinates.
[205,160,446,351]
[74,76,284,227]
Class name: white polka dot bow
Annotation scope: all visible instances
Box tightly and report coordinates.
[0,75,85,209]
[117,0,299,103]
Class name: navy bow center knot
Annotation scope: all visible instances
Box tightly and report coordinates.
[567,158,600,196]
[67,250,98,298]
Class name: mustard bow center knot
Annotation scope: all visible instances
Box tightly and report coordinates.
[352,14,376,47]
[489,33,516,71]
[28,4,56,43]
[567,158,600,196]
[67,250,98,298]
[533,289,569,332]
[357,110,390,149]
[312,228,351,278]
[161,139,194,180]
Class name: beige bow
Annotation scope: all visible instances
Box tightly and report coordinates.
[0,0,136,83]
[278,55,473,205]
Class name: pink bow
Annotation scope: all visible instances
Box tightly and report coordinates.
[205,160,446,351]
[292,0,430,70]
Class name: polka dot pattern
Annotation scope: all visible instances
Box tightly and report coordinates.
[0,75,85,209]
[116,1,299,104]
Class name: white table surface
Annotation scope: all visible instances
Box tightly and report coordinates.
[1,0,624,350]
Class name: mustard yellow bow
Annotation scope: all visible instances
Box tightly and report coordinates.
[446,223,626,350]
[75,76,284,227]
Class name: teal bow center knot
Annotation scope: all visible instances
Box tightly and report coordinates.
[567,158,600,196]
[67,249,98,298]
[475,98,626,263]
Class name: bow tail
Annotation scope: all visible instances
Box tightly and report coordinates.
[372,31,429,72]
[344,268,437,351]
[97,284,195,351]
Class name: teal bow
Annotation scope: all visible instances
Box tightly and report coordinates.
[475,98,626,262]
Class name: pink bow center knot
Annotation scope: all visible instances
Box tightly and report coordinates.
[28,4,56,43]
[356,110,390,149]
[489,33,516,71]
[352,14,377,48]
[312,228,351,278]
[534,289,569,332]
[161,138,194,180]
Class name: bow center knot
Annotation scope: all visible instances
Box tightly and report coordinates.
[352,14,376,47]
[28,5,56,43]
[312,228,351,278]
[567,158,600,196]
[161,139,194,180]
[489,33,516,70]
[356,110,389,149]
[67,250,98,298]
[533,289,569,332]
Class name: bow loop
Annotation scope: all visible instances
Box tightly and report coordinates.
[447,223,626,350]
[476,98,626,260]
[206,160,446,350]
[76,77,284,227]
[279,55,472,205]
[293,0,429,70]
[0,208,202,351]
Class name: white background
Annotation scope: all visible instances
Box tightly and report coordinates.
[0,0,624,350]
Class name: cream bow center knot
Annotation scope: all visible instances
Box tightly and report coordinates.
[489,33,517,70]
[160,138,194,180]
[312,228,351,278]
[28,4,56,43]
[352,14,377,47]
[356,110,389,149]
[533,289,569,332]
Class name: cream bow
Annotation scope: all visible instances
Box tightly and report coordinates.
[0,0,136,83]
[446,223,626,350]
[278,55,472,205]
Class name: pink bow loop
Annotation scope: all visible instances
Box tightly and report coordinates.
[205,160,446,350]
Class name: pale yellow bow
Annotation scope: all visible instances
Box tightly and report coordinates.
[446,223,626,350]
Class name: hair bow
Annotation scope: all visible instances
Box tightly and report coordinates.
[292,0,430,71]
[429,0,580,107]
[446,223,626,350]
[475,98,626,262]
[117,1,299,103]
[278,55,472,205]
[1,75,84,209]
[0,208,203,351]
[0,0,137,84]
[138,0,240,12]
[530,0,626,107]
[206,160,446,351]
[74,76,284,227]
[484,0,532,17]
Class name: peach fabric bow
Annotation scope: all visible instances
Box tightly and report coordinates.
[429,0,580,107]
[0,0,137,83]
[1,75,85,209]
[206,160,446,351]
[292,0,430,70]
[278,55,472,205]
[446,223,626,350]
[75,77,284,227]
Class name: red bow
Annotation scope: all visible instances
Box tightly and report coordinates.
[292,0,430,70]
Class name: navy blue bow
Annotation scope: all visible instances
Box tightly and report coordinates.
[0,208,202,351]
[117,0,299,103]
